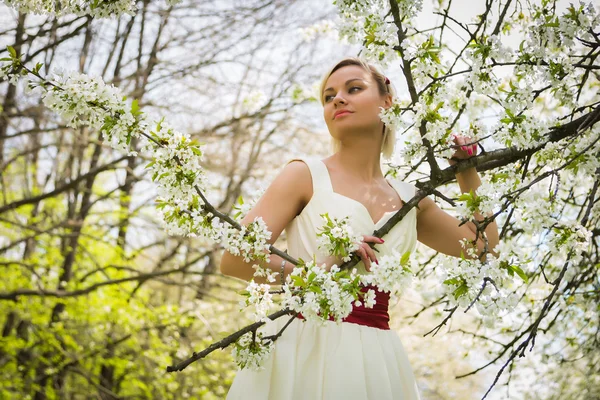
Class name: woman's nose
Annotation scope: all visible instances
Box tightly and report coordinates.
[333,94,346,105]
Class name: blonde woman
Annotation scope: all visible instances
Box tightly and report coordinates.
[221,57,499,399]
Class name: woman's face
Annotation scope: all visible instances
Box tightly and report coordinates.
[322,65,390,141]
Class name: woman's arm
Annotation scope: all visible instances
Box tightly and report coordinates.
[416,167,499,261]
[416,134,499,261]
[219,160,312,283]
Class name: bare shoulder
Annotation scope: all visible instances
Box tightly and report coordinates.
[276,159,314,212]
[415,194,434,216]
[238,159,314,240]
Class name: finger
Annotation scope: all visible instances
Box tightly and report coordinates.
[457,135,467,148]
[466,139,476,155]
[363,235,384,244]
[358,247,371,271]
[363,244,378,265]
[451,134,462,147]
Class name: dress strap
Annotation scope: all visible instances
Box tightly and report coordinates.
[285,157,333,194]
[392,179,417,202]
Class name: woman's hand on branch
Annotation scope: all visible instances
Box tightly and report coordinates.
[356,235,384,272]
[448,133,478,166]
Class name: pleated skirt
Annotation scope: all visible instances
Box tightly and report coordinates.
[226,317,421,400]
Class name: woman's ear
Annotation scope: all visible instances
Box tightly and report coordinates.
[382,93,393,109]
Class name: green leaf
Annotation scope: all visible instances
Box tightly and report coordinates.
[457,193,472,202]
[131,99,141,116]
[7,46,16,59]
[452,283,469,299]
[443,277,461,285]
[290,275,305,288]
[400,251,411,266]
[309,285,323,294]
[511,265,528,283]
[156,117,165,132]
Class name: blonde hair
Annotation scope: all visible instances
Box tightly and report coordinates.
[319,57,396,160]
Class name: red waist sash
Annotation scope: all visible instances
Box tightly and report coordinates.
[296,285,390,330]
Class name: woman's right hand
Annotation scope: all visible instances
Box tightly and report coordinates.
[356,235,384,272]
[320,235,384,272]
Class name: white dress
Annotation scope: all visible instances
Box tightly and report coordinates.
[227,157,422,400]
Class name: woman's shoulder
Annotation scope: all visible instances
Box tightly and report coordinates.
[278,157,315,207]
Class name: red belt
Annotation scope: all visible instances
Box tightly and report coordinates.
[296,285,390,330]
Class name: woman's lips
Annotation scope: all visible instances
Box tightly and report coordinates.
[334,111,352,119]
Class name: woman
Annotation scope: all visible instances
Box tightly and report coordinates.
[221,57,499,399]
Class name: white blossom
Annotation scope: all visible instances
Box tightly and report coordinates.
[222,216,272,263]
[438,247,526,323]
[241,281,275,322]
[143,120,207,204]
[333,0,423,65]
[360,250,415,301]
[3,0,137,18]
[281,261,363,324]
[40,71,140,153]
[241,90,266,115]
[316,213,363,262]
[299,20,337,42]
[363,289,376,308]
[231,332,273,371]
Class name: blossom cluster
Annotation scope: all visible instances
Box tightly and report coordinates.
[250,263,277,284]
[299,20,337,42]
[545,221,592,271]
[231,331,274,371]
[316,213,363,262]
[1,50,283,275]
[239,281,274,322]
[334,0,423,64]
[282,260,366,324]
[3,0,137,18]
[289,82,320,104]
[143,120,207,204]
[453,174,505,220]
[221,217,272,264]
[360,250,415,301]
[493,3,599,147]
[3,0,183,18]
[231,190,264,222]
[521,2,598,62]
[440,255,524,328]
[40,71,141,154]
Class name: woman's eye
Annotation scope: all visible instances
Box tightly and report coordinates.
[325,87,361,102]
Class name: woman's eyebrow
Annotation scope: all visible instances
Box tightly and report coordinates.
[323,78,365,93]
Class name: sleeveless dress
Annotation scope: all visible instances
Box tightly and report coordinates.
[227,157,422,400]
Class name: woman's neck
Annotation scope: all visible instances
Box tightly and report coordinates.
[330,142,384,184]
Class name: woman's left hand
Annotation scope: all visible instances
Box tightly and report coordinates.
[448,133,478,166]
